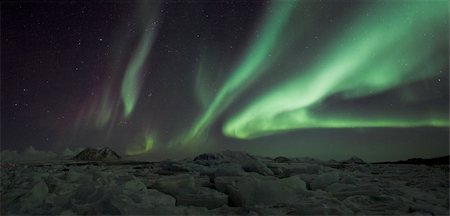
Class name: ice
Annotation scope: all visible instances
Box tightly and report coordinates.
[0,150,448,215]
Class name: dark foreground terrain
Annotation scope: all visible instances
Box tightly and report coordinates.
[1,150,449,215]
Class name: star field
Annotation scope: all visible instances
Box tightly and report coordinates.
[2,0,448,161]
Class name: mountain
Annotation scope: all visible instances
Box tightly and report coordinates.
[73,147,121,161]
[374,155,449,165]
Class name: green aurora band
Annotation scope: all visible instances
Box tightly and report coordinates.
[186,1,298,140]
[120,1,160,118]
[72,1,162,137]
[126,133,154,155]
[120,29,157,118]
[223,1,449,139]
[75,0,447,153]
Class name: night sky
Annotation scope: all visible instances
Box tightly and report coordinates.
[2,0,449,162]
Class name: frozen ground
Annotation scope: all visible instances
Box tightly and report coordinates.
[1,150,448,215]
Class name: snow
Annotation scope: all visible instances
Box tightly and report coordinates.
[0,150,448,215]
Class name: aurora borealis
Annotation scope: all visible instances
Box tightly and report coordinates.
[186,1,296,140]
[223,1,448,139]
[2,0,449,161]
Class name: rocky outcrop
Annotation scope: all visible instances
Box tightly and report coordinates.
[375,155,450,165]
[342,156,366,164]
[73,147,121,161]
